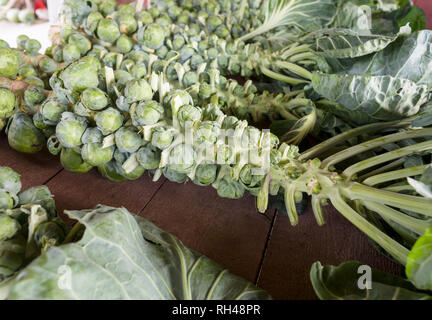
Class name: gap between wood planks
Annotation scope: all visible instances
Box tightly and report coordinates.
[254,209,277,285]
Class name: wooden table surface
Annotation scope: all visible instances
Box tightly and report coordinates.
[0,132,401,299]
[1,0,430,300]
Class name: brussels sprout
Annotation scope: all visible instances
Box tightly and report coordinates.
[156,15,172,26]
[217,177,245,199]
[33,112,49,129]
[6,8,19,22]
[116,34,133,53]
[177,105,202,127]
[0,233,26,279]
[18,9,35,24]
[180,46,195,62]
[0,88,17,119]
[39,57,59,74]
[124,79,152,103]
[112,151,145,180]
[0,48,20,78]
[156,45,169,59]
[114,69,134,85]
[60,148,93,173]
[195,121,220,145]
[0,215,21,241]
[239,164,264,191]
[99,0,117,16]
[81,143,115,166]
[60,26,74,42]
[136,11,153,24]
[132,100,164,126]
[137,24,165,50]
[207,15,223,32]
[97,18,121,43]
[198,83,213,99]
[0,167,21,195]
[0,189,17,210]
[24,86,46,107]
[56,112,88,148]
[215,25,230,38]
[52,45,63,62]
[194,164,218,186]
[81,127,103,144]
[115,127,142,153]
[7,113,45,153]
[19,64,37,78]
[118,13,137,34]
[182,71,198,87]
[81,87,109,111]
[23,76,45,89]
[18,185,56,217]
[67,33,92,55]
[59,56,100,92]
[149,7,160,18]
[131,62,147,79]
[62,43,81,63]
[85,11,103,33]
[33,218,67,251]
[47,135,62,156]
[25,39,41,54]
[95,107,123,135]
[168,144,195,174]
[151,126,174,150]
[162,166,188,183]
[0,40,9,49]
[172,35,185,51]
[102,52,118,67]
[97,160,126,182]
[126,50,149,64]
[118,4,135,15]
[16,35,29,50]
[39,98,65,125]
[136,146,160,170]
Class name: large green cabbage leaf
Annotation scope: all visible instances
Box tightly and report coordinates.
[4,205,271,300]
[311,261,432,300]
[312,30,432,124]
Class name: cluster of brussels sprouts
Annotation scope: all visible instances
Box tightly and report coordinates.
[55,0,316,85]
[0,167,67,280]
[0,0,36,25]
[44,54,298,201]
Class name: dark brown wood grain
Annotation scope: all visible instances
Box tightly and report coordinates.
[0,132,63,189]
[257,206,401,300]
[139,180,274,283]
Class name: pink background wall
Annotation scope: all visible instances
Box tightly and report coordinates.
[413,0,432,29]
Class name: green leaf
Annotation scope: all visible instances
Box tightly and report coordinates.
[6,205,271,300]
[239,0,338,41]
[311,260,431,300]
[406,228,432,290]
[311,72,428,123]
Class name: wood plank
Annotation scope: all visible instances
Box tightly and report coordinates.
[45,169,165,221]
[0,133,63,189]
[139,180,274,283]
[257,206,401,300]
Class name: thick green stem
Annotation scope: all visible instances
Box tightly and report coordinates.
[342,139,432,179]
[322,128,432,170]
[362,165,428,186]
[312,195,325,226]
[342,183,432,216]
[260,65,309,85]
[275,60,313,80]
[299,120,409,161]
[330,192,409,265]
[358,159,405,181]
[362,201,429,235]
